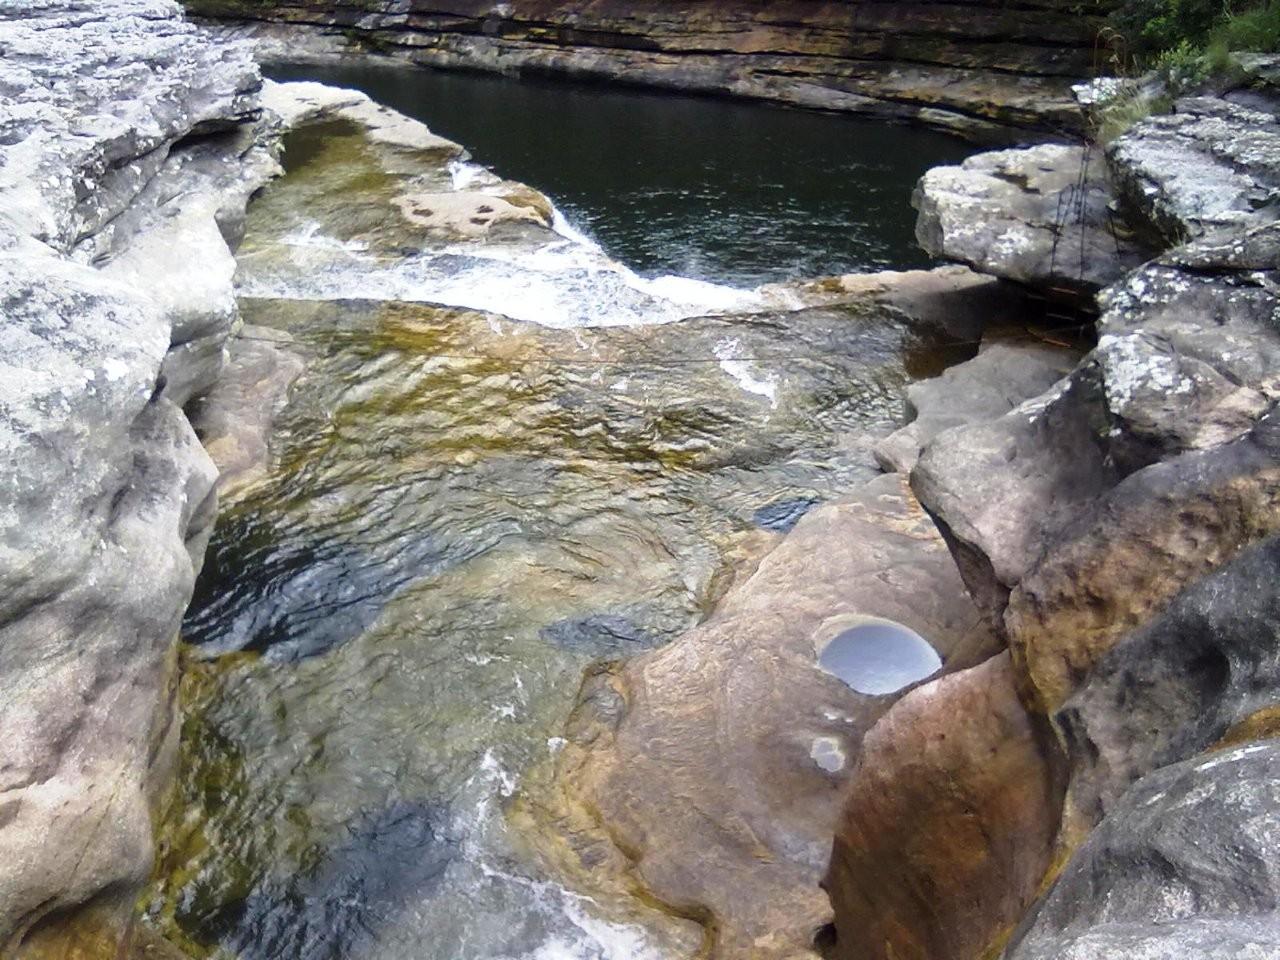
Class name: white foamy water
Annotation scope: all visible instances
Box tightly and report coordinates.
[715,337,779,407]
[439,748,679,960]
[237,205,763,330]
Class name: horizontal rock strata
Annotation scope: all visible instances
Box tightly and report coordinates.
[184,0,1115,141]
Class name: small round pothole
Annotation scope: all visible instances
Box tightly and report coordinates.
[817,618,941,695]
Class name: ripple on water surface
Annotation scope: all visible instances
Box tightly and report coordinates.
[148,99,974,959]
[266,62,971,287]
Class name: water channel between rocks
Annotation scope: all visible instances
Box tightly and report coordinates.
[147,66,973,960]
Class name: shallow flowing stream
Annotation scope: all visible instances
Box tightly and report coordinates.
[147,68,972,959]
[265,63,970,287]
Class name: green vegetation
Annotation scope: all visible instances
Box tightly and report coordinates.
[1107,0,1280,76]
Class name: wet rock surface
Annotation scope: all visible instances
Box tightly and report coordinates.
[548,472,994,959]
[187,0,1109,142]
[139,82,1006,958]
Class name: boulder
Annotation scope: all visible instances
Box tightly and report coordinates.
[824,653,1059,960]
[913,144,1148,291]
[1004,370,1280,724]
[875,340,1077,474]
[912,220,1280,626]
[1056,536,1280,827]
[1006,740,1280,960]
[1094,220,1280,468]
[553,472,994,958]
[1107,96,1280,244]
[910,361,1118,623]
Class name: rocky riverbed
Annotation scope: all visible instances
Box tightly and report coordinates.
[3,3,1280,960]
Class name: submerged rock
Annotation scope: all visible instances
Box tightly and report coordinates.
[188,325,305,497]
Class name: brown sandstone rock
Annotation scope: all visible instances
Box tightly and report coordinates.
[553,472,994,958]
[824,653,1058,960]
[189,0,1111,141]
[1006,409,1280,720]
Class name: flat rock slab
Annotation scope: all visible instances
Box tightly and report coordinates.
[1108,96,1280,244]
[914,144,1149,291]
[553,472,995,958]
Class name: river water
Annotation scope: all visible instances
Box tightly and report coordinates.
[265,63,969,287]
[146,67,971,960]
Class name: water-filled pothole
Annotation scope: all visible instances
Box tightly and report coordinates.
[818,619,941,695]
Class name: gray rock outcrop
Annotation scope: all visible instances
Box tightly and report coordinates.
[1007,740,1280,960]
[913,144,1150,291]
[831,95,1280,960]
[1108,96,1280,244]
[1057,536,1280,826]
[0,3,271,952]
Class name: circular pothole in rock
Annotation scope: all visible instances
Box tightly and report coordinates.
[817,618,941,695]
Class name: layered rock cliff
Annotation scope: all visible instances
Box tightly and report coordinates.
[180,0,1116,141]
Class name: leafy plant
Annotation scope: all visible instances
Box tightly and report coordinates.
[1214,0,1280,51]
[1107,0,1280,69]
[1154,38,1212,89]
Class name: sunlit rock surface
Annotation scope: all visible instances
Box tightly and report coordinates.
[1108,96,1280,244]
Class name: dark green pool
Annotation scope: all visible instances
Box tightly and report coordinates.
[266,62,970,287]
